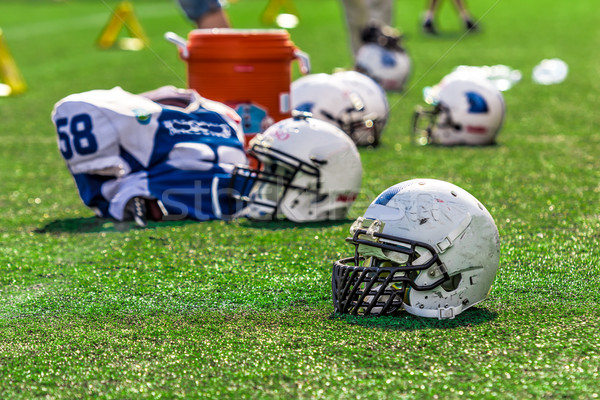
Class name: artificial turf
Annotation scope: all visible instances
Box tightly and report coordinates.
[0,0,599,398]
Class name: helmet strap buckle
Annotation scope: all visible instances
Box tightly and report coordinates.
[435,214,472,253]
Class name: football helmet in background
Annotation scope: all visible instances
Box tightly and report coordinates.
[332,179,500,319]
[413,76,505,146]
[230,113,363,222]
[291,71,389,146]
[355,23,411,92]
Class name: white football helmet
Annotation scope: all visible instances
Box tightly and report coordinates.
[355,43,411,92]
[354,23,411,92]
[291,72,389,146]
[332,179,500,319]
[230,113,363,222]
[413,76,505,146]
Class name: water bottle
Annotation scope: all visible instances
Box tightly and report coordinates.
[532,58,568,85]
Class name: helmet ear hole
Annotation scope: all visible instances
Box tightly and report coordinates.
[441,273,462,292]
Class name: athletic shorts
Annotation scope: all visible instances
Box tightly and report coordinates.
[176,0,223,22]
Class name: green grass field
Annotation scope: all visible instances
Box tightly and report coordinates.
[1,0,599,398]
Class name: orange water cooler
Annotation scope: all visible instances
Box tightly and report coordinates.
[166,29,310,147]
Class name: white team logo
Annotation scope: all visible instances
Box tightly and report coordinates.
[163,119,233,139]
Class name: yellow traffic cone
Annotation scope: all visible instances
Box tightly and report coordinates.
[0,28,27,96]
[261,0,300,26]
[97,1,149,50]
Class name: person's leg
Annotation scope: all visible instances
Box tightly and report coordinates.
[341,0,370,58]
[425,0,440,18]
[366,0,393,27]
[451,0,477,30]
[176,0,230,28]
[451,0,469,18]
[423,0,439,34]
[197,8,230,28]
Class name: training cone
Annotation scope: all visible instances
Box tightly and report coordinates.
[97,1,148,50]
[0,28,26,96]
[261,0,299,26]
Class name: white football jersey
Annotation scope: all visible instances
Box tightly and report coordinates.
[51,86,248,221]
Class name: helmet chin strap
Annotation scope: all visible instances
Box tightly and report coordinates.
[403,297,486,320]
[404,214,474,319]
[403,302,465,319]
[435,213,472,253]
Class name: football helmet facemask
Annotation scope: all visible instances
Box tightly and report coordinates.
[332,179,500,319]
[413,76,505,146]
[230,113,362,222]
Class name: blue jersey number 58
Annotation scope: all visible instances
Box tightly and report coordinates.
[56,113,99,160]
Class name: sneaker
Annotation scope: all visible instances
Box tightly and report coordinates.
[423,19,438,35]
[125,197,147,227]
[360,22,406,52]
[465,19,479,32]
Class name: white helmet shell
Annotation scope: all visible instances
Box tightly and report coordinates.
[355,43,411,92]
[414,77,506,146]
[333,179,500,319]
[291,71,389,146]
[232,115,363,222]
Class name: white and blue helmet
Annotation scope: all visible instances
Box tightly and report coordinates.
[413,75,506,146]
[355,42,411,92]
[354,22,411,92]
[333,179,500,319]
[291,71,389,146]
[231,113,363,222]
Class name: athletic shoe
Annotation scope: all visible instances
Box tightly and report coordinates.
[423,19,438,35]
[465,19,479,32]
[125,197,147,227]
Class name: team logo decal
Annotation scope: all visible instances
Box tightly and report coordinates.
[234,103,271,134]
[466,92,489,113]
[373,181,416,206]
[380,49,397,67]
[273,129,291,141]
[294,102,315,113]
[133,108,152,125]
[374,185,402,206]
[336,193,358,203]
[163,119,233,138]
[466,125,489,134]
